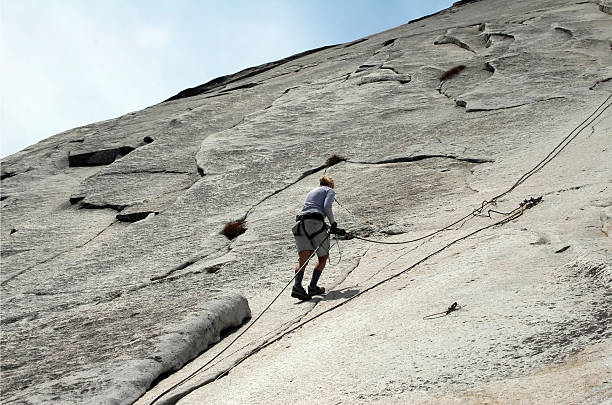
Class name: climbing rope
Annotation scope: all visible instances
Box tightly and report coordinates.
[205,198,538,383]
[149,197,535,405]
[148,95,610,404]
[328,233,342,266]
[149,233,331,405]
[337,94,612,245]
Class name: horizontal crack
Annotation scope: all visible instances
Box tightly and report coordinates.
[94,170,193,177]
[80,202,127,211]
[380,66,400,74]
[68,146,135,167]
[348,154,494,165]
[589,77,611,91]
[466,96,566,112]
[434,35,476,53]
[116,211,157,223]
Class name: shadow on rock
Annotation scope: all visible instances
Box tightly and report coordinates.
[323,288,361,301]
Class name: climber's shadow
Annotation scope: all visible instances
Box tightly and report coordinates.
[323,287,361,301]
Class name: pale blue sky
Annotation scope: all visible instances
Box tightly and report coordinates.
[0,0,455,158]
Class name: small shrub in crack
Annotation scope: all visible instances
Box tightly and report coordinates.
[439,65,466,81]
[326,154,346,168]
[221,218,247,240]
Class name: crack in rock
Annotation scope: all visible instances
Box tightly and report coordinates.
[152,246,372,405]
[348,154,494,165]
[1,167,31,181]
[164,44,339,101]
[150,247,231,281]
[80,202,127,211]
[553,25,574,38]
[466,96,566,112]
[1,220,117,286]
[220,82,260,93]
[1,171,17,180]
[482,32,515,48]
[382,38,397,47]
[116,211,157,223]
[244,164,327,217]
[1,248,31,259]
[358,72,412,86]
[434,35,476,53]
[380,66,400,74]
[589,77,611,90]
[355,64,378,73]
[68,146,135,167]
[95,169,192,177]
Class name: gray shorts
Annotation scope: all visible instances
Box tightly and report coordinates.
[292,219,330,257]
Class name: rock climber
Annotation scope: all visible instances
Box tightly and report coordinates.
[291,174,345,301]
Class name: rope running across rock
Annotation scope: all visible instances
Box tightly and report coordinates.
[337,94,611,245]
[148,94,611,404]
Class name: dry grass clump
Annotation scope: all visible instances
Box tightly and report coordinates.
[439,64,466,81]
[221,218,247,240]
[326,154,346,168]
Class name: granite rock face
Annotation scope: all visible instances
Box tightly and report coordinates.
[2,0,611,404]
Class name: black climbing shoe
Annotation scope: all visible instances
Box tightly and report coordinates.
[291,285,311,301]
[308,285,326,296]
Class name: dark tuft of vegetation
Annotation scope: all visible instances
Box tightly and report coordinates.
[439,65,466,81]
[326,154,346,168]
[221,218,247,240]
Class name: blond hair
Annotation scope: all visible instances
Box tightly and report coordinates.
[320,175,334,188]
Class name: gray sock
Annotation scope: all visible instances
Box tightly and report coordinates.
[294,268,305,288]
[310,269,322,288]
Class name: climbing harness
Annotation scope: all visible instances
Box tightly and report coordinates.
[202,197,541,387]
[423,302,460,320]
[148,94,611,405]
[293,212,327,240]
